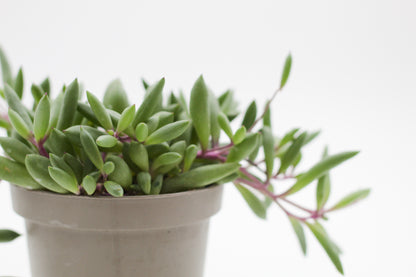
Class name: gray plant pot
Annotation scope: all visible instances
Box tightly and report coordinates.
[10,184,224,277]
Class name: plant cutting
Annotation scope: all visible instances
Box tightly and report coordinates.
[0,47,369,276]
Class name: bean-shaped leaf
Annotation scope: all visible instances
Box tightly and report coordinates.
[82,175,97,196]
[96,135,118,148]
[263,107,271,127]
[135,123,148,142]
[87,91,113,130]
[235,184,266,219]
[103,161,115,175]
[80,128,104,170]
[316,147,331,210]
[209,91,221,144]
[48,166,79,194]
[50,154,75,176]
[106,155,132,188]
[0,229,20,243]
[150,174,163,195]
[137,172,151,195]
[57,79,79,130]
[8,109,31,139]
[129,142,149,171]
[116,105,135,133]
[103,79,130,113]
[0,46,13,86]
[289,216,307,255]
[242,101,257,129]
[0,156,42,189]
[280,53,292,89]
[63,153,83,183]
[217,112,233,139]
[190,75,210,150]
[25,154,67,193]
[233,126,246,145]
[163,163,240,193]
[284,151,359,196]
[170,140,186,156]
[329,189,371,211]
[226,133,261,163]
[183,144,198,172]
[279,132,307,174]
[4,84,32,127]
[145,120,190,145]
[305,222,344,274]
[152,152,182,171]
[14,68,24,99]
[262,126,274,178]
[33,95,50,141]
[133,78,165,126]
[0,137,35,164]
[104,181,124,197]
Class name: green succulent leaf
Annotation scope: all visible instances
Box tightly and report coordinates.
[280,53,292,89]
[116,105,135,133]
[82,175,97,196]
[49,92,64,130]
[163,163,240,193]
[150,174,164,195]
[0,137,35,164]
[152,152,182,171]
[0,156,42,189]
[63,153,83,183]
[25,154,67,193]
[4,84,32,127]
[96,135,118,148]
[137,172,151,195]
[104,181,124,197]
[183,144,198,172]
[217,112,233,139]
[0,46,13,86]
[103,79,130,113]
[80,128,104,170]
[87,91,113,130]
[33,95,50,141]
[48,166,79,194]
[40,77,51,95]
[14,67,24,99]
[57,79,79,130]
[170,140,187,156]
[8,109,31,139]
[233,126,246,145]
[227,133,261,163]
[235,184,266,219]
[316,147,331,210]
[289,216,307,255]
[242,101,257,129]
[106,155,132,188]
[208,91,221,144]
[262,126,275,178]
[284,151,359,196]
[103,161,115,175]
[133,78,165,126]
[129,142,149,171]
[145,120,190,145]
[135,123,148,142]
[44,128,73,156]
[263,107,271,127]
[279,132,307,174]
[306,221,344,274]
[0,229,20,243]
[278,128,300,148]
[329,189,371,211]
[190,75,210,150]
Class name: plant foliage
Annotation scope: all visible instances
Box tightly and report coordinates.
[0,47,369,273]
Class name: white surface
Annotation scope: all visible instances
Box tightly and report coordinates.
[0,0,415,276]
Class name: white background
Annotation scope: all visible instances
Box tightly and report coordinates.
[0,0,415,276]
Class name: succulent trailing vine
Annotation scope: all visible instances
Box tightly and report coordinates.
[0,47,369,274]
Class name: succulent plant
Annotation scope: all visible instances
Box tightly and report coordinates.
[0,47,369,274]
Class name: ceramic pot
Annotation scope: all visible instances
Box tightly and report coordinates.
[10,184,223,277]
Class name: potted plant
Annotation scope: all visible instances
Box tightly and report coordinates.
[0,47,369,277]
